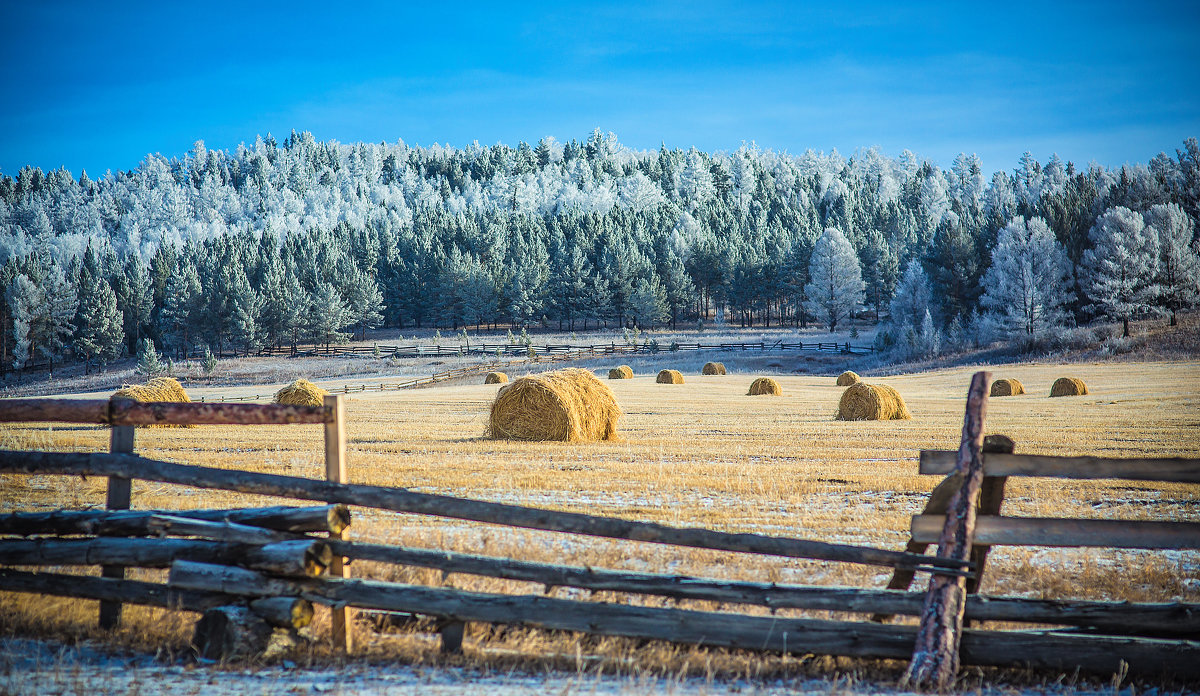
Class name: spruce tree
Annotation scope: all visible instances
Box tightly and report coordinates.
[73,267,123,372]
[1080,206,1159,337]
[803,228,864,332]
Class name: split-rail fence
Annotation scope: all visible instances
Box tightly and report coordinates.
[0,376,1196,688]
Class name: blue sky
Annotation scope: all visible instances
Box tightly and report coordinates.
[2,1,1197,177]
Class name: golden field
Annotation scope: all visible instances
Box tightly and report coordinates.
[1,359,1198,680]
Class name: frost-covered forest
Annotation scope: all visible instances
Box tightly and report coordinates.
[1,130,1198,371]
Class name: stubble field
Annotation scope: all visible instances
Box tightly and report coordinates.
[1,359,1198,690]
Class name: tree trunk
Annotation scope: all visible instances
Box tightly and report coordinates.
[192,605,274,661]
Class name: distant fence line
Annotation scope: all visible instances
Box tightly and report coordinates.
[257,339,873,359]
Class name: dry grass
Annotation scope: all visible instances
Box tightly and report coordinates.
[2,360,1198,686]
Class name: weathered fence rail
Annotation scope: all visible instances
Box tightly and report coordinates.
[1,384,1197,684]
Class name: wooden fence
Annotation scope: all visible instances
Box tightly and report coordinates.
[264,339,872,359]
[0,378,1197,687]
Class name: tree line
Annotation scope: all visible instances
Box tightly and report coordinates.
[1,130,1197,372]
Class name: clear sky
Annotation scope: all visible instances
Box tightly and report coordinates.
[2,1,1197,177]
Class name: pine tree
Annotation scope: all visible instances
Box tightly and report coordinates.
[1144,203,1200,326]
[307,281,350,348]
[1080,206,1159,337]
[73,267,123,372]
[889,260,933,330]
[925,216,981,328]
[344,266,385,340]
[627,276,669,328]
[135,337,165,375]
[159,263,202,358]
[803,228,864,332]
[859,227,899,320]
[979,216,1074,335]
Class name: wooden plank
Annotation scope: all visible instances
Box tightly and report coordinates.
[333,541,1200,636]
[0,567,236,612]
[0,538,331,575]
[912,516,1200,549]
[0,505,350,536]
[0,398,331,426]
[324,394,352,653]
[168,561,1200,678]
[920,450,1200,483]
[905,370,991,690]
[0,450,968,573]
[99,424,134,630]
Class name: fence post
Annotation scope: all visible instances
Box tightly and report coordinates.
[99,424,134,629]
[323,394,353,652]
[904,371,991,690]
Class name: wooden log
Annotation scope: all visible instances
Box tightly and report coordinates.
[0,450,966,573]
[249,597,314,629]
[439,620,465,653]
[323,393,352,653]
[905,370,991,690]
[192,605,274,661]
[0,397,331,426]
[168,561,1200,678]
[331,541,1199,636]
[0,567,236,611]
[100,424,134,631]
[0,505,351,537]
[920,451,1200,484]
[911,516,1200,549]
[0,538,330,576]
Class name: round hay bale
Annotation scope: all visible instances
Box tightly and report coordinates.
[1050,377,1089,397]
[608,365,634,379]
[113,376,191,403]
[747,377,782,396]
[836,383,912,421]
[273,379,330,406]
[702,362,727,375]
[112,377,192,428]
[488,368,621,442]
[656,369,685,384]
[485,372,509,384]
[990,378,1025,397]
[836,370,861,386]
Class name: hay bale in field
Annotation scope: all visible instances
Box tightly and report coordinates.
[990,378,1025,397]
[747,377,782,396]
[273,379,329,406]
[656,369,685,384]
[836,383,912,421]
[608,365,634,379]
[112,377,193,428]
[485,372,509,384]
[1050,377,1089,397]
[836,370,861,386]
[488,368,621,442]
[113,376,191,403]
[702,362,727,375]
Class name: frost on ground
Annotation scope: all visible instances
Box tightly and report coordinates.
[0,638,1181,696]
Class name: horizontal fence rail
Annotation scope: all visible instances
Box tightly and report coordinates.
[0,398,331,426]
[920,450,1200,483]
[912,515,1200,549]
[167,560,1200,679]
[0,450,966,573]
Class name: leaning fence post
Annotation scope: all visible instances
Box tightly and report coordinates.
[904,370,991,691]
[99,423,135,629]
[323,394,353,652]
